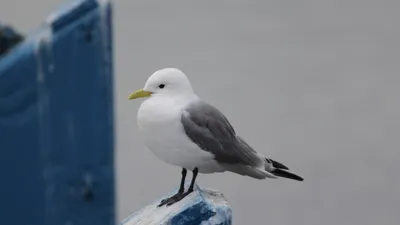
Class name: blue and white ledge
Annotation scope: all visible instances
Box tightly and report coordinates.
[121,184,232,225]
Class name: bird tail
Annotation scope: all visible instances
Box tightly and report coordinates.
[271,168,304,181]
[268,158,289,170]
[266,158,304,181]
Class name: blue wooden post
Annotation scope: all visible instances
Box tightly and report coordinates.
[121,183,232,225]
[0,1,115,225]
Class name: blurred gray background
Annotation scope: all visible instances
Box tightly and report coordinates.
[1,0,399,224]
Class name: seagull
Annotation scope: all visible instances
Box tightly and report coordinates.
[128,68,304,207]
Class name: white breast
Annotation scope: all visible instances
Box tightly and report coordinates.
[137,95,223,172]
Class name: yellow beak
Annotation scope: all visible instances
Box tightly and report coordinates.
[128,89,152,100]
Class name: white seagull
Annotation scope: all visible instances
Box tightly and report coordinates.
[128,68,303,207]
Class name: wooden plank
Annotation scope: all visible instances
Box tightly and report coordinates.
[0,1,115,225]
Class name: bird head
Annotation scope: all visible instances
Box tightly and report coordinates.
[128,68,194,100]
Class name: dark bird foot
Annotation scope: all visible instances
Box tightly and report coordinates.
[158,191,183,206]
[157,190,192,207]
[158,168,198,207]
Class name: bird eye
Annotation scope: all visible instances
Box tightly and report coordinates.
[159,84,165,89]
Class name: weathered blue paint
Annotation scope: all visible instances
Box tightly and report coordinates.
[0,1,115,225]
[121,183,232,225]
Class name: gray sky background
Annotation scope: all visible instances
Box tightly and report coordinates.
[1,0,400,224]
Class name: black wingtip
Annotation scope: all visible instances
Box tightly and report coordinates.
[267,158,289,170]
[272,169,304,181]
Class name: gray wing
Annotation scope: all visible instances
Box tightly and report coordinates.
[181,100,264,167]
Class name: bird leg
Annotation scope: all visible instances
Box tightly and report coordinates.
[158,168,187,207]
[162,168,199,207]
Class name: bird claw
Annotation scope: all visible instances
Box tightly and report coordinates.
[166,192,190,206]
[158,191,183,207]
[157,191,191,207]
